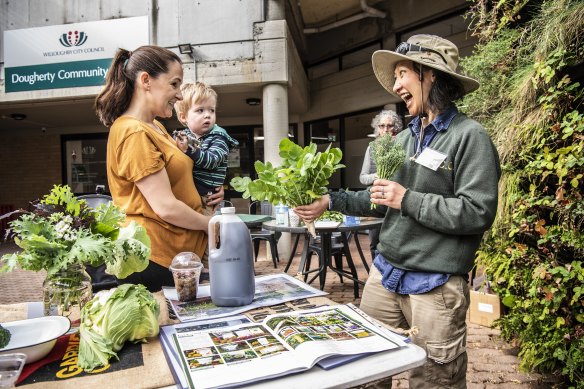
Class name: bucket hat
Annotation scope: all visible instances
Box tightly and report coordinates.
[372,34,480,97]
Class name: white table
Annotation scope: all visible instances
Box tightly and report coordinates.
[161,343,425,388]
[263,219,383,298]
[26,295,426,388]
[248,343,425,388]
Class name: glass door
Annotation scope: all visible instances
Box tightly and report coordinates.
[343,110,379,189]
[61,133,108,195]
[224,124,298,198]
[306,118,341,188]
[223,126,255,199]
[304,108,385,190]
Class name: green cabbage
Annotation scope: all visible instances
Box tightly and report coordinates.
[78,284,160,371]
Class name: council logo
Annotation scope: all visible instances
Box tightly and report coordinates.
[59,31,88,47]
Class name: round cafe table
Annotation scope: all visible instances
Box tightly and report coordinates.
[262,218,383,298]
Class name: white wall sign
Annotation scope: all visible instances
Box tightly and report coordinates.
[4,16,149,92]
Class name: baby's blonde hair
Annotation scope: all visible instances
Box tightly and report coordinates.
[174,81,218,124]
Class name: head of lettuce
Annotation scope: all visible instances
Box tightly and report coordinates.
[78,283,160,371]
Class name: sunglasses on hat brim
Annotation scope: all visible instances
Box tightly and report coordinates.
[395,42,447,65]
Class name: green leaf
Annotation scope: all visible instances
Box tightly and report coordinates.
[91,202,124,239]
[502,294,516,308]
[67,233,114,269]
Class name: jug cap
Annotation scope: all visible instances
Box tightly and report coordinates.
[169,251,201,271]
[220,207,236,214]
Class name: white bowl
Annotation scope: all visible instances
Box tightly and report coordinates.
[0,316,71,363]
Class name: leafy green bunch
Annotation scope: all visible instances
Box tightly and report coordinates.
[372,135,406,180]
[1,185,150,278]
[371,135,406,208]
[317,210,344,222]
[230,138,344,235]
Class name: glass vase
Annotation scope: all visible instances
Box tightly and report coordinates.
[43,264,93,324]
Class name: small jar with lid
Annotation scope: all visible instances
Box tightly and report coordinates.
[169,252,203,302]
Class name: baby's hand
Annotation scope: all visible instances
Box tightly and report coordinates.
[175,133,188,152]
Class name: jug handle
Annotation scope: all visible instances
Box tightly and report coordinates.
[208,213,222,251]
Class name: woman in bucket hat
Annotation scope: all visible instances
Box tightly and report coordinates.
[296,35,501,387]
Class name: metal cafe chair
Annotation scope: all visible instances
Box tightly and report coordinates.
[300,231,362,299]
[302,232,344,281]
[248,200,279,268]
[76,193,119,292]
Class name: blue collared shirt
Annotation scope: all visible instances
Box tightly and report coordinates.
[409,106,458,154]
[373,253,450,295]
[374,107,458,295]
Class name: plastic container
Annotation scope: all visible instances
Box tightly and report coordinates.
[275,203,289,226]
[343,215,361,226]
[169,252,203,302]
[208,207,255,307]
[288,208,301,227]
[0,353,26,388]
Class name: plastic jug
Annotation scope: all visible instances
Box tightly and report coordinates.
[208,207,255,306]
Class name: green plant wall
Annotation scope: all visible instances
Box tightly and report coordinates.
[462,0,584,386]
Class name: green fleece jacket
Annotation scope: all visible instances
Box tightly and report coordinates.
[331,113,501,275]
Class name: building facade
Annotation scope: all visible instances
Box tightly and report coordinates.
[0,0,473,209]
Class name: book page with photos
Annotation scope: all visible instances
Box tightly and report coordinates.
[160,315,252,389]
[171,304,406,389]
[159,298,333,389]
[164,273,327,323]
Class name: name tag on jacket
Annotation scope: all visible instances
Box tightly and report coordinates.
[415,147,447,171]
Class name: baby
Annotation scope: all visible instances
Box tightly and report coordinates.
[174,82,238,215]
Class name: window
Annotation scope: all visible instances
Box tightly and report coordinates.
[343,111,378,188]
[224,124,298,198]
[307,118,341,187]
[62,133,108,195]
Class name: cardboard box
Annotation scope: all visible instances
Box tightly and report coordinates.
[469,290,502,327]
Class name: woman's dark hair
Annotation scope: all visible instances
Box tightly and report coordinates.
[94,45,182,126]
[413,64,465,114]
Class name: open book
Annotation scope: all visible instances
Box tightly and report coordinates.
[163,273,327,323]
[167,304,406,389]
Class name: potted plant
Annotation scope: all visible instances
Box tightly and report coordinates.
[0,185,151,319]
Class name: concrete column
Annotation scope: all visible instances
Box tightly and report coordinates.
[262,83,288,165]
[266,0,285,20]
[262,82,291,261]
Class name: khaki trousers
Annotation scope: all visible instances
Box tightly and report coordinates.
[360,266,470,389]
